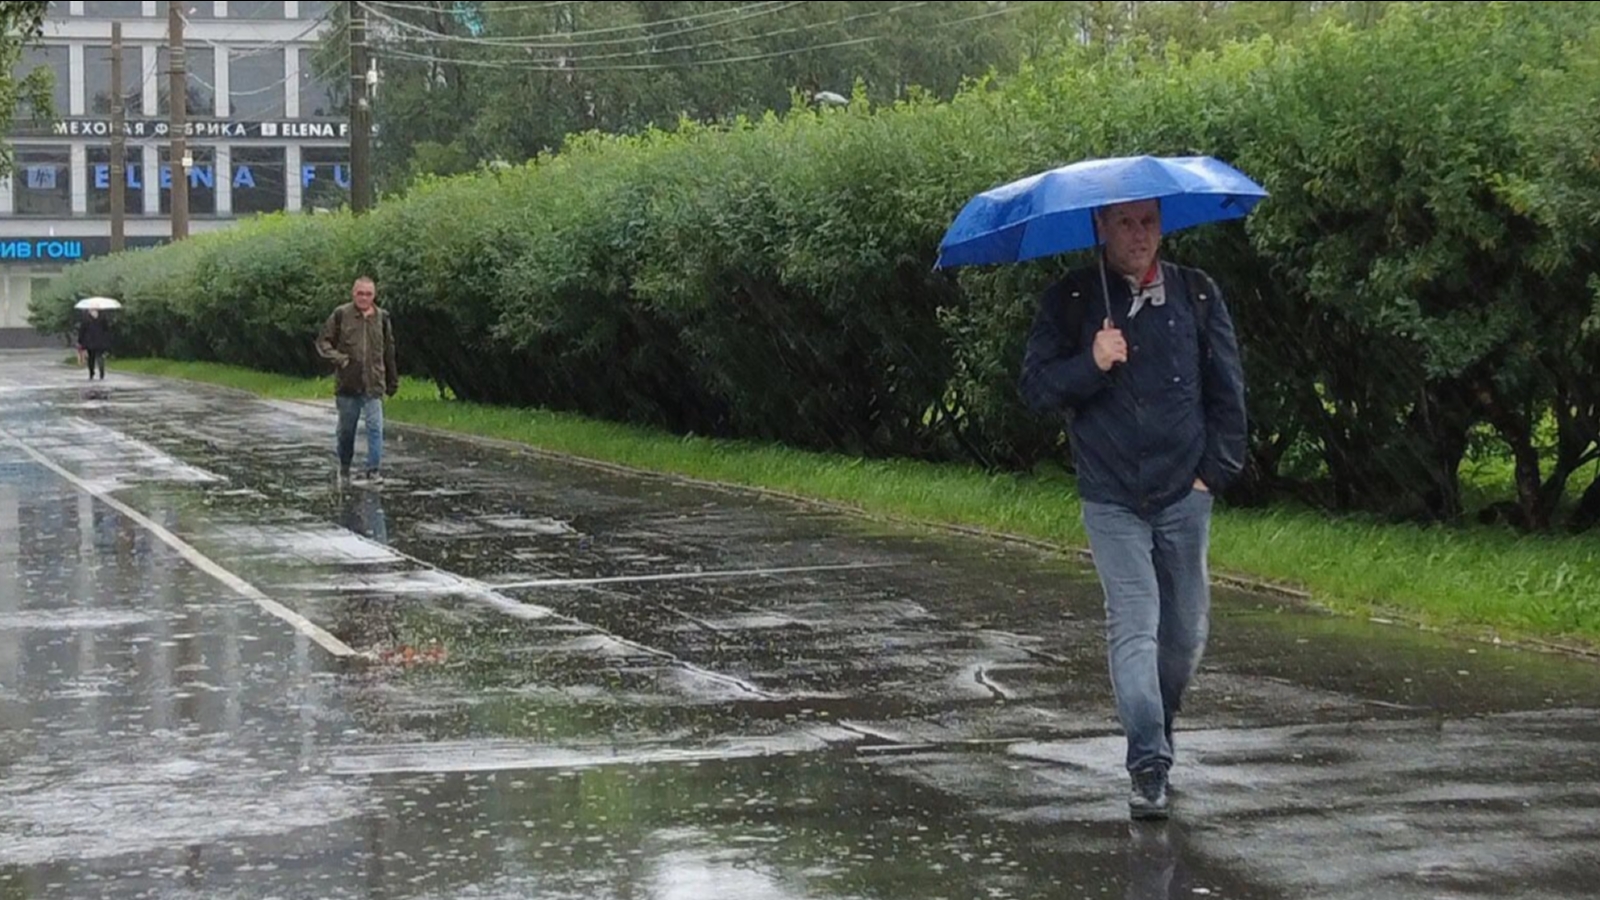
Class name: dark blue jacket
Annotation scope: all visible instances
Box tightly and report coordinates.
[1019,260,1248,515]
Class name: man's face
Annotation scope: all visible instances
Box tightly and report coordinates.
[352,280,376,312]
[1097,200,1162,279]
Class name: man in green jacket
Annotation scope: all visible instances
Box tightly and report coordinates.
[315,277,398,484]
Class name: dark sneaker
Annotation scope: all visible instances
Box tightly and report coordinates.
[365,470,384,485]
[1129,764,1170,820]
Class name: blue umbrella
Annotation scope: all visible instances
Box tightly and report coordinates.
[935,154,1268,328]
[934,154,1269,270]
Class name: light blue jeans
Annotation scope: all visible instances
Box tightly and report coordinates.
[335,394,384,474]
[1081,489,1213,774]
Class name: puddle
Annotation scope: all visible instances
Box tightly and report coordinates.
[0,610,159,631]
[323,731,838,775]
[207,523,405,565]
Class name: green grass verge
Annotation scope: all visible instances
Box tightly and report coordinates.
[112,358,1600,651]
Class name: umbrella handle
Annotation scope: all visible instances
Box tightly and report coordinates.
[1098,251,1113,328]
[1095,248,1125,377]
[1089,214,1114,328]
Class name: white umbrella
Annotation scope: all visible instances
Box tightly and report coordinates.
[74,296,122,311]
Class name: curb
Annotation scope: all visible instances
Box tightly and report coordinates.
[284,399,1349,608]
[284,401,1600,664]
[119,370,1600,664]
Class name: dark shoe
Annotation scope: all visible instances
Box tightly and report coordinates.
[365,470,383,485]
[1129,764,1170,820]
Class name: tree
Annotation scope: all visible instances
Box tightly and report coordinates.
[1237,1,1600,529]
[0,1,52,179]
[346,2,1069,191]
[1498,17,1600,531]
[344,2,1400,197]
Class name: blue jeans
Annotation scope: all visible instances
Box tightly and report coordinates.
[1081,489,1213,774]
[335,394,384,473]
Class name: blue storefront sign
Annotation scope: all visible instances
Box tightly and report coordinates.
[89,163,351,191]
[0,236,165,264]
[0,239,87,261]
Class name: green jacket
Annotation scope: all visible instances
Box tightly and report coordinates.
[315,302,398,398]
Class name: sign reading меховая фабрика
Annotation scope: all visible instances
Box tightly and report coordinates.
[17,118,362,140]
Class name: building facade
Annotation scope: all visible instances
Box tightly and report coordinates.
[2,0,345,345]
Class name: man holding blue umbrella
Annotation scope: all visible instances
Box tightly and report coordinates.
[938,155,1261,820]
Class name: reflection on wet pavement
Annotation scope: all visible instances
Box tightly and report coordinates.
[2,355,1598,899]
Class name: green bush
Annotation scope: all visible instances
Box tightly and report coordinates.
[31,1,1600,531]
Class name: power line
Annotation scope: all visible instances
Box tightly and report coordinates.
[375,2,927,66]
[379,33,882,72]
[180,48,350,101]
[138,8,341,114]
[367,3,1018,73]
[369,0,570,13]
[359,0,799,49]
[177,7,334,57]
[930,6,1025,30]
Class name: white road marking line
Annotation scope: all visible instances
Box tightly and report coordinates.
[487,562,897,590]
[1,430,364,662]
[288,562,898,593]
[311,518,783,699]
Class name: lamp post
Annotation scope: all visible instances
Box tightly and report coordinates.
[168,1,188,240]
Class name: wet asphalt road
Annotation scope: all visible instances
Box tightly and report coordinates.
[2,353,1598,900]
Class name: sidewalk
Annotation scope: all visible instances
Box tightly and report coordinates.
[3,357,1598,899]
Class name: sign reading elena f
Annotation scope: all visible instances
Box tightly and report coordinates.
[90,162,351,190]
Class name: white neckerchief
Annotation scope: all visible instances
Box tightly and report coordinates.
[1124,264,1166,320]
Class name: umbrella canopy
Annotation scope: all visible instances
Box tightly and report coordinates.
[74,296,122,311]
[934,155,1269,269]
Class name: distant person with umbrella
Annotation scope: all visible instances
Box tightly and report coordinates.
[74,296,120,381]
[937,156,1263,820]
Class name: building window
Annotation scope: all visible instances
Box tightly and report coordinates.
[86,147,147,216]
[300,146,349,211]
[228,1,283,18]
[297,46,342,118]
[153,3,219,18]
[231,147,286,215]
[229,47,286,119]
[82,44,144,118]
[13,146,72,216]
[300,1,335,20]
[156,46,216,116]
[16,45,71,121]
[158,146,217,216]
[84,1,144,16]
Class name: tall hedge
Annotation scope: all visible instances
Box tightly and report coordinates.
[33,2,1600,531]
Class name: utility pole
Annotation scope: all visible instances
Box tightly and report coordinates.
[110,21,125,252]
[350,1,372,214]
[168,1,188,240]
